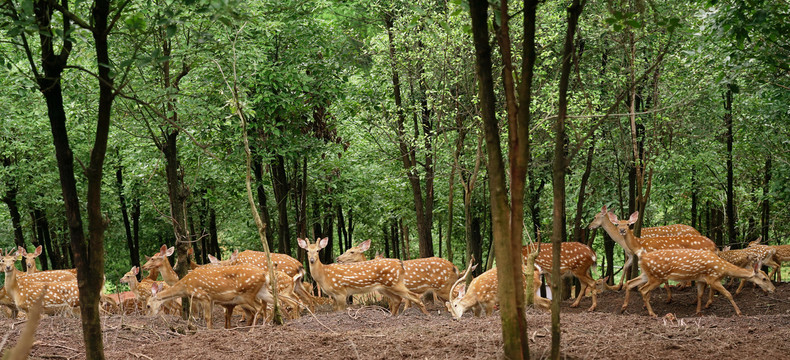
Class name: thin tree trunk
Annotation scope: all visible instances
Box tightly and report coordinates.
[2,182,27,271]
[572,140,595,243]
[253,153,275,249]
[117,165,140,274]
[762,156,771,242]
[691,169,698,229]
[29,211,49,270]
[552,1,586,358]
[271,154,291,255]
[724,84,736,245]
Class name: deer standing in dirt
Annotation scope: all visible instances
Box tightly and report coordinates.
[336,239,459,311]
[520,241,601,311]
[146,264,275,328]
[298,237,428,315]
[622,248,774,317]
[589,207,715,293]
[2,249,80,315]
[745,238,790,281]
[719,241,778,295]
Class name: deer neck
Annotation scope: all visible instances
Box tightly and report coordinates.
[306,255,329,286]
[721,261,755,279]
[599,217,632,254]
[158,260,179,286]
[3,268,20,302]
[624,228,644,254]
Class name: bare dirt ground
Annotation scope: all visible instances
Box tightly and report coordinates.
[2,282,790,359]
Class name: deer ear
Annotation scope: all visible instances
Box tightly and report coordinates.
[165,247,175,257]
[18,247,27,256]
[318,237,329,249]
[34,245,42,256]
[132,266,139,275]
[628,212,639,225]
[457,284,466,298]
[208,254,219,264]
[159,245,168,255]
[151,283,160,295]
[297,238,308,249]
[601,205,607,213]
[230,250,238,262]
[607,212,618,223]
[359,239,371,252]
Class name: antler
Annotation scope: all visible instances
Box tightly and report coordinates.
[449,256,477,304]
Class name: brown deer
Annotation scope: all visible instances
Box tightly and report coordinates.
[747,238,790,281]
[336,240,460,311]
[589,207,715,292]
[718,242,778,294]
[297,237,427,315]
[2,250,79,315]
[521,242,600,311]
[639,224,701,238]
[17,246,78,277]
[141,245,180,285]
[233,250,303,278]
[120,266,180,315]
[146,264,272,328]
[622,248,774,317]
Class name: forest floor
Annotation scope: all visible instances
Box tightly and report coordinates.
[2,281,790,359]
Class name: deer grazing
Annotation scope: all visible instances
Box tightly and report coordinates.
[336,240,460,311]
[747,238,790,281]
[521,242,600,311]
[589,206,715,291]
[719,241,778,294]
[2,249,80,315]
[622,248,775,317]
[146,264,272,329]
[298,237,427,315]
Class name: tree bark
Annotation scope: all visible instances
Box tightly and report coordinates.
[385,14,434,258]
[117,165,140,276]
[762,156,771,242]
[571,140,595,243]
[470,0,531,357]
[691,169,698,229]
[724,84,736,245]
[271,154,291,255]
[2,180,27,271]
[552,1,585,358]
[29,211,49,270]
[253,153,275,250]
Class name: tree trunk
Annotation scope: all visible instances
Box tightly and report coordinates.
[271,154,291,255]
[117,165,140,275]
[253,154,275,250]
[132,198,141,275]
[346,207,354,248]
[29,211,49,270]
[470,0,533,357]
[691,169,698,229]
[762,156,771,242]
[571,140,595,243]
[552,1,585,358]
[337,205,347,253]
[2,182,27,271]
[724,84,736,245]
[385,14,433,258]
[161,129,191,318]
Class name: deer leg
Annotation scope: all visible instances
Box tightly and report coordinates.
[735,278,746,295]
[708,281,741,316]
[693,281,707,315]
[223,304,235,329]
[616,254,634,291]
[664,282,673,304]
[638,279,662,318]
[391,283,428,315]
[622,274,648,314]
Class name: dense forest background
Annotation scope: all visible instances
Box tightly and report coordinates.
[0,0,787,289]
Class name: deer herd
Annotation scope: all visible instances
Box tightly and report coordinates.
[0,205,787,328]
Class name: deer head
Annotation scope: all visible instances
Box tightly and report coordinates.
[336,239,371,263]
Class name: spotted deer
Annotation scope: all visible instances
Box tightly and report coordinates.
[719,242,778,294]
[622,249,775,317]
[146,264,274,328]
[141,245,179,285]
[336,240,460,311]
[2,250,79,315]
[747,238,790,281]
[639,224,701,238]
[232,250,303,278]
[120,266,180,315]
[521,241,600,311]
[17,246,78,277]
[298,237,427,315]
[589,207,716,292]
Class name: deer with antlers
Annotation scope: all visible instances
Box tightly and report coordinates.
[622,248,775,317]
[2,249,80,315]
[298,237,427,315]
[336,240,459,311]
